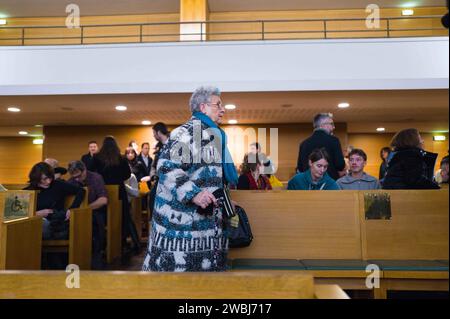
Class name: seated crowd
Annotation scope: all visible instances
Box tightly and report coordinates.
[1,111,447,270]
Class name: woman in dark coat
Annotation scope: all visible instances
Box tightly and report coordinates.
[91,136,140,254]
[382,128,440,190]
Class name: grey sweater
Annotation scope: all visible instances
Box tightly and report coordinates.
[337,173,381,190]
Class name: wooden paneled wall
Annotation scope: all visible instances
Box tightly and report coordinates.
[0,7,446,45]
[1,127,447,184]
[0,137,43,184]
[41,123,347,182]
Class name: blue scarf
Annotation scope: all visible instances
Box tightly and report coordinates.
[193,112,238,186]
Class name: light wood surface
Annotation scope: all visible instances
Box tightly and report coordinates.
[0,216,42,270]
[105,185,122,264]
[130,196,143,241]
[359,190,449,260]
[314,284,350,299]
[229,190,362,259]
[0,270,315,299]
[0,137,43,184]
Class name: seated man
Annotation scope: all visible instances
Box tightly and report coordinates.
[435,155,449,185]
[337,149,381,190]
[67,160,108,269]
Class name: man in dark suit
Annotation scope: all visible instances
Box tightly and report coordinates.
[297,113,345,180]
[137,142,153,186]
[81,141,98,171]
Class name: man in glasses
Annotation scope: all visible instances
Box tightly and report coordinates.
[296,113,345,180]
[67,160,108,269]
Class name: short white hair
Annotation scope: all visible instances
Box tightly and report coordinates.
[189,86,221,113]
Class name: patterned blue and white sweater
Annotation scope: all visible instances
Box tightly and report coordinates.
[142,117,229,272]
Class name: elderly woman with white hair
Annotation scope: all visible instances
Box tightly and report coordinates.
[142,86,238,272]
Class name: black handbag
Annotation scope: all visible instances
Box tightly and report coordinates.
[228,205,253,248]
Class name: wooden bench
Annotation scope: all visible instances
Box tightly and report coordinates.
[105,185,122,264]
[0,190,42,270]
[229,190,449,298]
[41,189,92,270]
[0,270,348,299]
[130,196,143,242]
[0,217,43,270]
[358,190,449,298]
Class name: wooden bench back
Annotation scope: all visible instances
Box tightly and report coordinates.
[229,190,362,259]
[359,189,449,260]
[0,217,42,270]
[104,185,122,263]
[0,270,314,299]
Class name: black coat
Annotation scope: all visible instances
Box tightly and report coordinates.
[81,153,95,171]
[297,130,345,180]
[382,147,440,190]
[137,154,153,176]
[91,156,131,186]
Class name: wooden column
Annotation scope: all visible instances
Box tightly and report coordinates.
[180,0,209,41]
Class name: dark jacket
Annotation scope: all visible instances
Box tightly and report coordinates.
[91,155,131,186]
[81,153,95,171]
[137,154,153,176]
[24,179,85,212]
[382,147,440,190]
[379,161,388,180]
[297,129,345,180]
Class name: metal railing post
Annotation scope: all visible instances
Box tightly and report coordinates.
[262,21,265,40]
[387,19,391,38]
[323,20,327,39]
[140,24,143,43]
[81,26,84,44]
[22,28,25,45]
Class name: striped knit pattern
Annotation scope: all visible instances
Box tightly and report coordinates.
[142,117,229,272]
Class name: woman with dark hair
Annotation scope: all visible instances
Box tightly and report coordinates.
[24,162,85,240]
[379,146,391,180]
[383,128,439,189]
[288,148,339,190]
[124,147,146,182]
[237,153,272,190]
[91,136,140,255]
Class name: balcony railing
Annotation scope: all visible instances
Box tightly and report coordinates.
[0,16,447,46]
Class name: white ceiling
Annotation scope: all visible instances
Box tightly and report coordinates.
[0,89,448,136]
[0,0,446,18]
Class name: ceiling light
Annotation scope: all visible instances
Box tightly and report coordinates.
[402,9,414,16]
[115,105,127,111]
[376,127,386,132]
[33,138,44,145]
[18,131,28,135]
[228,119,238,125]
[0,19,6,26]
[35,125,43,128]
[225,104,236,110]
[142,120,152,125]
[7,107,21,112]
[433,135,446,141]
[338,102,350,108]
